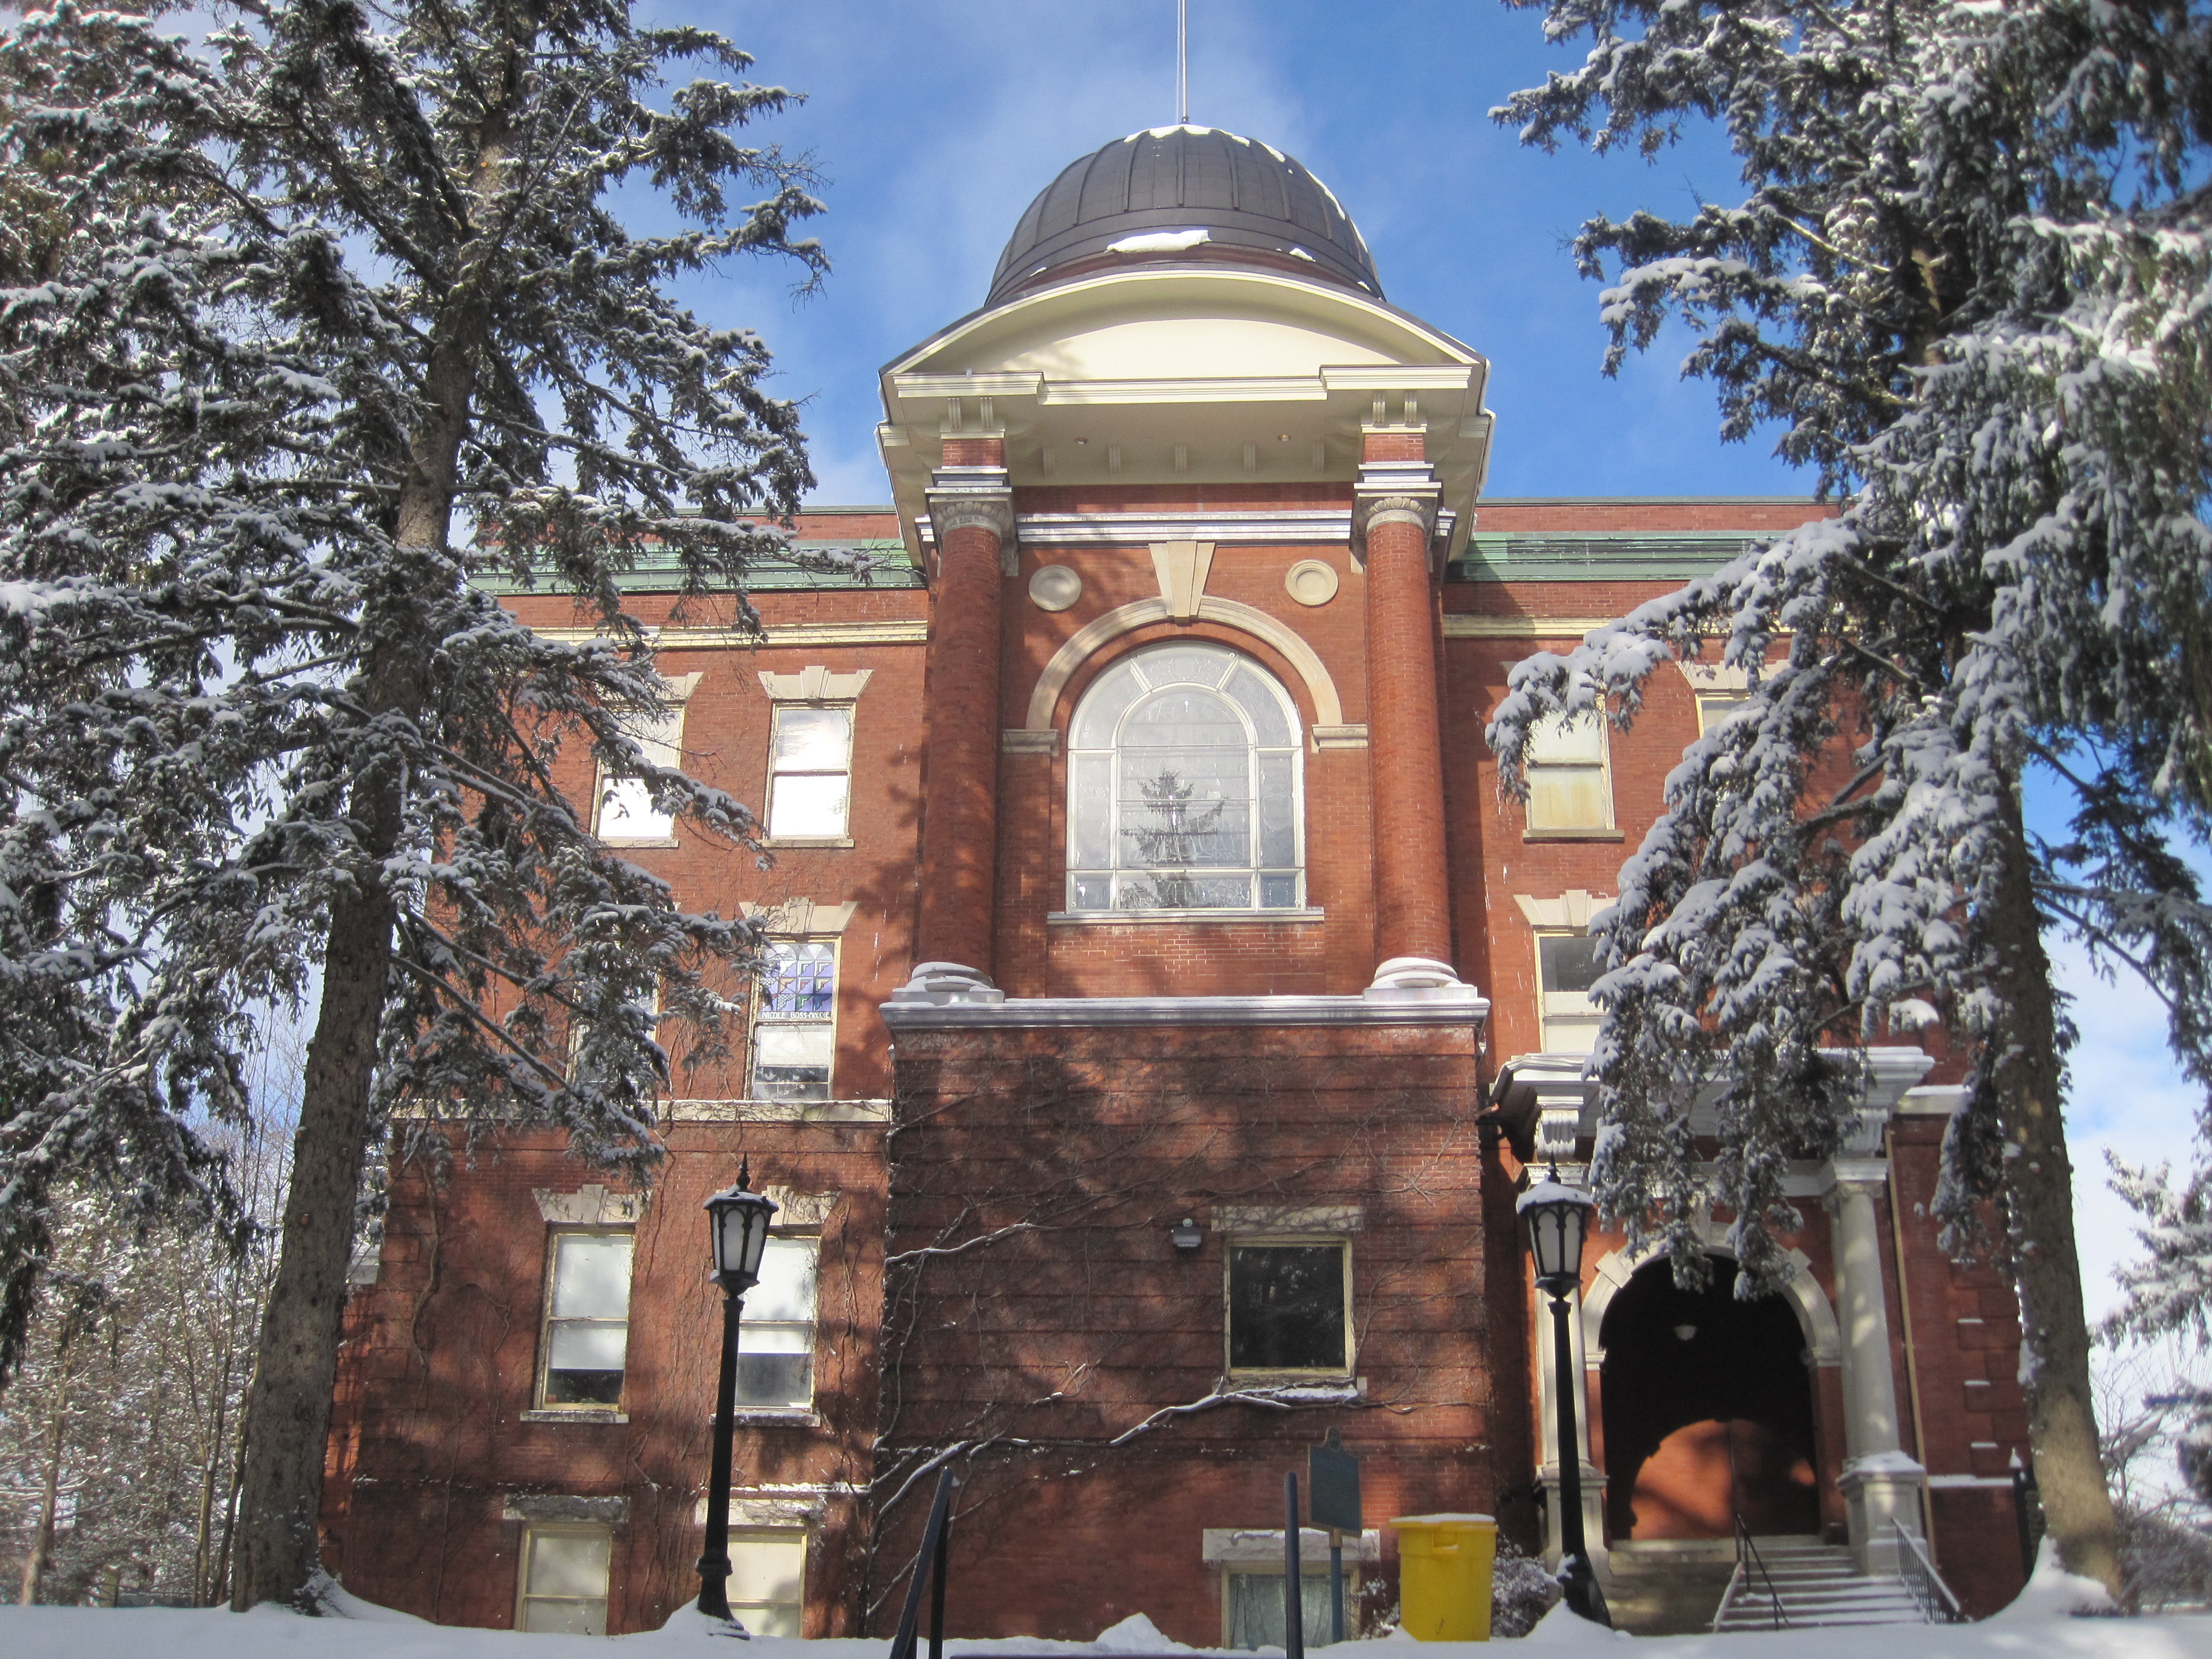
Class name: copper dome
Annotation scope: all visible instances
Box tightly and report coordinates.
[987,126,1381,306]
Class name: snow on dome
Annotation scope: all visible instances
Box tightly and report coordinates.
[1106,228,1212,254]
[986,126,1381,306]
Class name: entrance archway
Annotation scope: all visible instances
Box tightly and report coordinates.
[1598,1255,1819,1540]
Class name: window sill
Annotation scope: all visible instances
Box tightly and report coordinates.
[1047,908,1324,927]
[763,836,855,850]
[712,1409,823,1429]
[1221,1373,1367,1396]
[599,836,679,850]
[1523,828,1624,842]
[521,1409,629,1425]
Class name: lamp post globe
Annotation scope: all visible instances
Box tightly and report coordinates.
[1516,1165,1611,1629]
[697,1161,779,1627]
[706,1167,779,1293]
[1518,1170,1594,1293]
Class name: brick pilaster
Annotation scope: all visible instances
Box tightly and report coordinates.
[1356,427,1457,985]
[1362,511,1453,970]
[905,450,1011,994]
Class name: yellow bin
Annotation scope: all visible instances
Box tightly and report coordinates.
[1390,1513,1498,1641]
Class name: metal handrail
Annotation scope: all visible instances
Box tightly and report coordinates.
[1891,1521,1963,1624]
[886,1469,958,1659]
[1735,1514,1789,1629]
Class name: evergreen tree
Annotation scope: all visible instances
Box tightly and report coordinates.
[0,0,823,1608]
[1486,0,2211,1597]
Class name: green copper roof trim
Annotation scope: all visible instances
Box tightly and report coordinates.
[474,539,922,596]
[1448,530,1764,583]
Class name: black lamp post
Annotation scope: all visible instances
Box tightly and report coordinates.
[1517,1166,1612,1629]
[699,1162,779,1627]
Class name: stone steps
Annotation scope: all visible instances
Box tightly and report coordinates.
[1711,1542,1934,1631]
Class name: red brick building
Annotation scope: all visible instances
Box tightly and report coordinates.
[323,126,2033,1640]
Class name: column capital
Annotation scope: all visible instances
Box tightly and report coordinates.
[1351,463,1444,566]
[1822,1156,1891,1198]
[923,469,1016,575]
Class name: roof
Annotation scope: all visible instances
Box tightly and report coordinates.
[987,126,1379,307]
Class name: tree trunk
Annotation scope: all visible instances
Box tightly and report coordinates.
[227,872,400,1609]
[1987,786,2125,1599]
[18,1336,69,1604]
[227,306,477,1606]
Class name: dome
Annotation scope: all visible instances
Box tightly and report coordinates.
[987,126,1381,307]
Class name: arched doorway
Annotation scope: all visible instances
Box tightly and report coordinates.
[1598,1255,1819,1540]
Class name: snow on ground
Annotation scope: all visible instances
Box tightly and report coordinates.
[3,1557,2208,1659]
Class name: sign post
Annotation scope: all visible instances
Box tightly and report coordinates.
[1309,1429,1362,1644]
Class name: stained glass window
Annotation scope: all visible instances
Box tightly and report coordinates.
[751,940,835,1100]
[1064,643,1304,912]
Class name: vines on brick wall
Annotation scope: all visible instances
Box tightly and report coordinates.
[864,1040,1496,1627]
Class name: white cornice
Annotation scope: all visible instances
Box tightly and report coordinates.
[916,508,1459,549]
[882,991,1489,1030]
[529,621,928,648]
[1443,615,1618,639]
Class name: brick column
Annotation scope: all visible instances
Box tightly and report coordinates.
[893,457,1011,1006]
[1356,434,1463,994]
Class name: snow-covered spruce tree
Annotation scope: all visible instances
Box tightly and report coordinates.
[1486,0,2211,1597]
[0,0,824,1609]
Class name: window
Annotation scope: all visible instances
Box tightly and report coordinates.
[1065,642,1304,911]
[537,1231,632,1409]
[1537,931,1603,1055]
[1227,1241,1349,1374]
[749,940,836,1101]
[767,705,854,839]
[1696,691,1753,736]
[729,1528,807,1636]
[736,1236,818,1410]
[1524,712,1613,833]
[597,700,686,842]
[517,1524,611,1634]
[1225,1568,1335,1650]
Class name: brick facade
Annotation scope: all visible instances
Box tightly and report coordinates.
[322,126,2037,1641]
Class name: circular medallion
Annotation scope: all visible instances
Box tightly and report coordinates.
[1028,565,1083,612]
[1284,558,1340,607]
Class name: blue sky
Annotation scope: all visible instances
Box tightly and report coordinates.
[667,0,2197,1315]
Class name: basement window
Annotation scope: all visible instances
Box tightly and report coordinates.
[1225,1567,1335,1650]
[729,1527,808,1637]
[537,1230,632,1409]
[517,1523,611,1635]
[1227,1241,1350,1375]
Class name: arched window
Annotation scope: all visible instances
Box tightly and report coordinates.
[1065,642,1304,913]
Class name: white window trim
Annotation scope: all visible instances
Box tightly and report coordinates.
[515,1521,613,1635]
[1222,1233,1355,1382]
[723,1524,809,1638]
[763,702,857,846]
[1533,928,1603,1056]
[1063,642,1307,915]
[759,667,870,848]
[731,1231,822,1415]
[534,1226,634,1415]
[1523,711,1617,839]
[594,674,701,847]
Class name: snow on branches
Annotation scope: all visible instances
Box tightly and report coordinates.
[0,0,822,1417]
